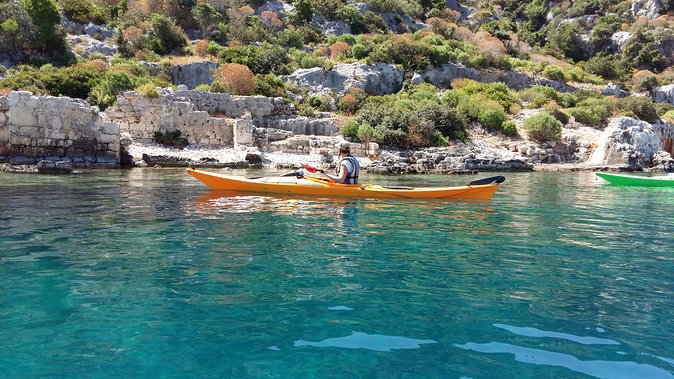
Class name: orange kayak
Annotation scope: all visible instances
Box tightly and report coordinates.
[187,169,503,199]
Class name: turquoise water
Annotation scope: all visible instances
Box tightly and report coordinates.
[1,169,673,378]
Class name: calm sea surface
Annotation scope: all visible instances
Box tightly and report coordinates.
[1,169,673,378]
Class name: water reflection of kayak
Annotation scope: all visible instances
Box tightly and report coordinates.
[187,169,504,199]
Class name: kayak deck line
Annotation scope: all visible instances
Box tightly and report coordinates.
[187,168,503,199]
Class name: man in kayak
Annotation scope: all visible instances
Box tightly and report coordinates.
[322,141,360,184]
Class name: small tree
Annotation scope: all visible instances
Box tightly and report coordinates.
[213,63,255,95]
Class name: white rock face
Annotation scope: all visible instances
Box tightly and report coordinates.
[67,35,117,58]
[611,31,633,51]
[588,117,672,166]
[631,0,664,19]
[283,63,404,96]
[655,84,674,104]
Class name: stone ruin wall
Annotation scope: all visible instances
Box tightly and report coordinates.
[107,90,338,147]
[0,96,9,161]
[0,92,119,167]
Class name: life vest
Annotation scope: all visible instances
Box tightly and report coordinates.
[336,155,360,184]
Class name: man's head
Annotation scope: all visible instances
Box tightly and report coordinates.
[336,140,351,156]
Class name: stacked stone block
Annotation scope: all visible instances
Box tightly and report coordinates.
[6,92,119,167]
[0,95,9,161]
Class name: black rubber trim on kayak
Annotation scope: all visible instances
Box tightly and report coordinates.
[469,176,506,186]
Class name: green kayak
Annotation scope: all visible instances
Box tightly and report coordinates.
[596,172,674,187]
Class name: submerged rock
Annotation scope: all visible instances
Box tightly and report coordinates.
[37,160,74,174]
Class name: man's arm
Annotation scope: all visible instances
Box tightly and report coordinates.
[324,163,348,183]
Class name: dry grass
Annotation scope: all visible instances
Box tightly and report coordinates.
[161,55,216,65]
[529,54,573,69]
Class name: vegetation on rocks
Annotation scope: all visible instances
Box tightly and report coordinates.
[1,0,673,150]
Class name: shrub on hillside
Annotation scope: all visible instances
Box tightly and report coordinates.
[330,41,350,60]
[357,122,383,143]
[630,70,658,93]
[584,53,619,80]
[88,71,135,109]
[136,83,159,98]
[147,14,189,55]
[544,102,570,125]
[502,120,518,137]
[519,86,559,108]
[355,94,466,147]
[616,96,658,122]
[524,112,562,142]
[193,40,209,57]
[565,107,602,125]
[62,0,108,25]
[542,65,566,82]
[254,73,285,97]
[220,44,289,74]
[662,110,674,124]
[213,63,255,95]
[338,87,367,115]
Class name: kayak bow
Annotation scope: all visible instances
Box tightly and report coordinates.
[187,169,502,199]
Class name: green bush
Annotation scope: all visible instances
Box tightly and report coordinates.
[341,119,360,139]
[544,104,570,124]
[62,0,108,25]
[632,73,658,93]
[136,83,159,98]
[524,112,562,141]
[206,41,225,57]
[154,130,188,148]
[655,102,674,116]
[616,96,658,122]
[502,120,519,137]
[355,92,466,147]
[195,83,210,91]
[88,71,135,109]
[21,0,68,58]
[220,43,290,74]
[584,53,618,80]
[565,107,601,125]
[662,110,674,124]
[357,122,383,143]
[542,65,566,82]
[254,73,285,97]
[519,86,559,108]
[148,14,189,55]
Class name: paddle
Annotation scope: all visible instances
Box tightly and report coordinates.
[302,164,324,174]
[468,176,506,186]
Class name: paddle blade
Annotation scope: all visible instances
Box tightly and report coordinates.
[469,176,506,186]
[301,164,323,173]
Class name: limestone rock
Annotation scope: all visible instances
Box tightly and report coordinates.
[611,31,633,51]
[588,117,666,167]
[37,160,74,174]
[631,0,664,19]
[603,83,630,98]
[169,61,218,89]
[67,35,117,58]
[283,63,404,96]
[412,63,576,92]
[655,84,674,104]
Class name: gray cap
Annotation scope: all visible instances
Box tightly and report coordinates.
[336,140,351,151]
